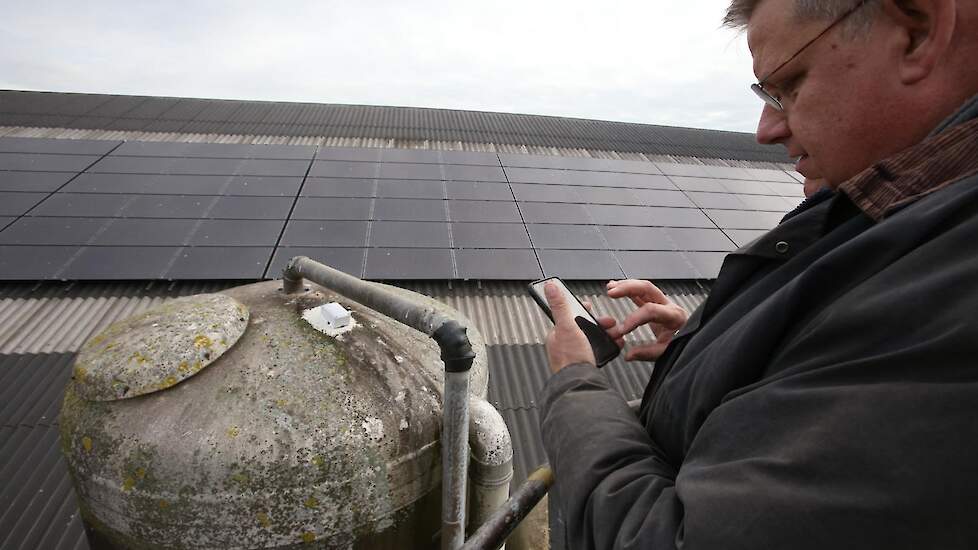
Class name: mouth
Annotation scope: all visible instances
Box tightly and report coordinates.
[793,153,810,174]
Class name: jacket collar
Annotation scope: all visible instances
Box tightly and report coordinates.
[838,93,978,221]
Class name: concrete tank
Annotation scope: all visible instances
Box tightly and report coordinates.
[59,279,488,549]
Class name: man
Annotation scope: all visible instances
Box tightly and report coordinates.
[540,0,978,548]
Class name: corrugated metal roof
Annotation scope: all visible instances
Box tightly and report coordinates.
[1,90,789,163]
[0,280,707,354]
[0,353,87,550]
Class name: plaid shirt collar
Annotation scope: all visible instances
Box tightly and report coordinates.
[838,93,978,221]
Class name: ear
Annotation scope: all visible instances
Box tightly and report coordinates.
[880,0,957,84]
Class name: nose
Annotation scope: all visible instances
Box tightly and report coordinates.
[755,104,790,145]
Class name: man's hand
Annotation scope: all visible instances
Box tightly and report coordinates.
[606,279,689,361]
[543,281,597,374]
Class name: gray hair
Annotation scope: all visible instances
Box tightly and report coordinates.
[723,0,880,35]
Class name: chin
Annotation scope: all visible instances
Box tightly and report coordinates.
[803,178,829,198]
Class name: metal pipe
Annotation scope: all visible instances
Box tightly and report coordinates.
[460,466,554,550]
[468,397,514,540]
[442,371,471,549]
[282,256,476,549]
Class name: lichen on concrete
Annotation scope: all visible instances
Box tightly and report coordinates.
[72,293,249,401]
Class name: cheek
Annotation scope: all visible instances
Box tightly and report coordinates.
[790,65,892,180]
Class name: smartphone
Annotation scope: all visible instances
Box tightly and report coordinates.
[528,277,621,367]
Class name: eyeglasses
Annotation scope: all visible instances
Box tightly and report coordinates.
[751,0,870,112]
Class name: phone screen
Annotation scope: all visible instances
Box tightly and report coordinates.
[528,277,620,367]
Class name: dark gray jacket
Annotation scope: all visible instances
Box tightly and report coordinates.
[540,101,978,549]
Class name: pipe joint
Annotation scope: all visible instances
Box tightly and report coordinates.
[433,321,476,373]
[281,256,308,294]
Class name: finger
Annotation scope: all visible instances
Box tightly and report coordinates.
[595,315,617,330]
[544,281,575,326]
[614,302,685,338]
[581,300,594,315]
[606,279,669,307]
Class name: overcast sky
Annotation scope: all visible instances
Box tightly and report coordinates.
[0,1,763,133]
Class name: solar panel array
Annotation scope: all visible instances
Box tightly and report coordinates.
[0,137,804,281]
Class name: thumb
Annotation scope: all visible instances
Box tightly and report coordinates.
[545,281,574,326]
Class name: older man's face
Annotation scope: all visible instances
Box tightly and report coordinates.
[748,0,906,187]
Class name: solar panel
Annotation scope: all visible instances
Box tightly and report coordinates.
[0,138,801,281]
[376,179,445,199]
[280,220,369,247]
[510,183,580,203]
[0,153,100,172]
[266,247,366,278]
[654,163,711,178]
[518,202,590,224]
[588,205,718,228]
[598,226,671,250]
[377,149,442,164]
[309,160,379,179]
[669,177,728,193]
[630,189,696,208]
[29,193,132,217]
[315,148,383,162]
[446,200,521,223]
[537,250,625,279]
[302,178,376,198]
[687,252,727,278]
[705,210,784,230]
[369,221,451,248]
[499,153,663,175]
[61,246,180,279]
[376,163,444,180]
[0,137,120,156]
[0,217,108,245]
[737,194,797,211]
[445,181,512,201]
[292,197,372,220]
[0,171,74,192]
[699,165,753,180]
[114,141,315,160]
[455,249,542,280]
[573,187,641,206]
[441,164,507,182]
[615,251,699,279]
[373,199,446,221]
[436,151,500,167]
[764,182,806,198]
[664,228,737,252]
[450,223,531,249]
[686,192,747,210]
[527,224,606,249]
[208,196,293,219]
[167,247,274,279]
[92,219,197,246]
[0,245,77,280]
[122,195,215,218]
[188,220,285,246]
[722,229,769,248]
[0,192,48,216]
[364,248,454,279]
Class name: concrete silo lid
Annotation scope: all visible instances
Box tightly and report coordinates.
[72,293,249,401]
